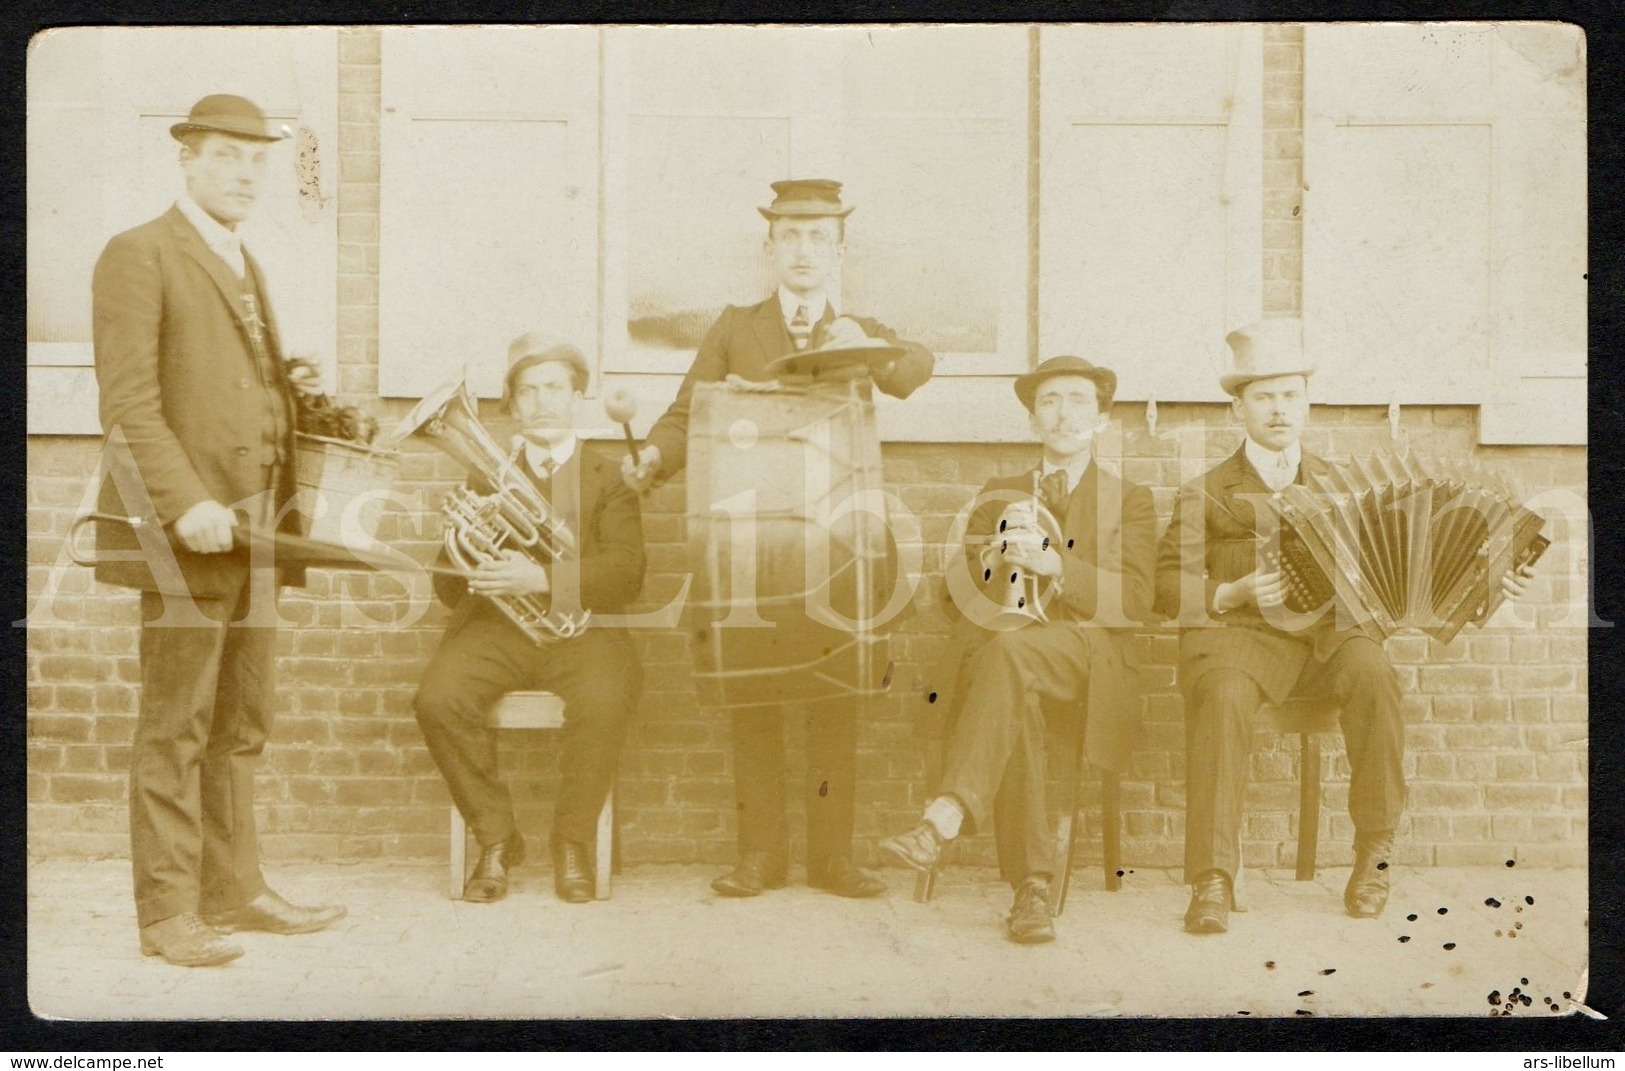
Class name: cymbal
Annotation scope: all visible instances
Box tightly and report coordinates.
[766,340,906,379]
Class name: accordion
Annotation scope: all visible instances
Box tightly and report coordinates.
[1261,450,1549,644]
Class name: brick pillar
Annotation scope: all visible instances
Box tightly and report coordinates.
[337,28,381,402]
[1262,24,1304,317]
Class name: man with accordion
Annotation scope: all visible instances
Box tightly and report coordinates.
[1154,319,1535,935]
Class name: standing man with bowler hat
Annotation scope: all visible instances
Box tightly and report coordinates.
[880,357,1155,943]
[413,336,645,905]
[623,179,934,899]
[92,94,343,966]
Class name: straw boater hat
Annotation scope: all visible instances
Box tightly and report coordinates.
[1219,318,1317,396]
[170,94,287,143]
[1013,356,1118,413]
[758,179,856,220]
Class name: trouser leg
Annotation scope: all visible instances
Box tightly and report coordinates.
[938,626,1092,832]
[130,590,231,929]
[1301,637,1406,835]
[992,692,1053,885]
[804,700,857,868]
[198,581,277,914]
[413,610,533,848]
[541,630,641,844]
[1183,668,1263,884]
[730,708,787,860]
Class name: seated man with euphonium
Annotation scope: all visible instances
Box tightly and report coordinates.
[880,357,1156,943]
[413,335,645,904]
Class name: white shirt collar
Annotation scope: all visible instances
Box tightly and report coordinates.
[1244,437,1301,478]
[522,433,577,477]
[176,194,245,276]
[1040,453,1092,493]
[777,286,830,325]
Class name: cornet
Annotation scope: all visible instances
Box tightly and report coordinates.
[983,473,1065,630]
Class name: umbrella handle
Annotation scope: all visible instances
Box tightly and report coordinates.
[65,512,154,567]
[66,511,253,566]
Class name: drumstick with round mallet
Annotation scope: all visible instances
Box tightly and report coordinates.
[604,387,642,469]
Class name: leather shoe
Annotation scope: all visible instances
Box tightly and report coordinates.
[807,856,886,898]
[1345,830,1395,918]
[552,838,594,904]
[140,912,244,967]
[1184,869,1234,935]
[202,890,346,936]
[463,832,525,903]
[879,821,945,873]
[1007,877,1056,944]
[710,850,788,897]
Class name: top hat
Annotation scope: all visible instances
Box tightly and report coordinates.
[170,94,287,143]
[1013,356,1118,413]
[757,179,856,220]
[1220,318,1317,396]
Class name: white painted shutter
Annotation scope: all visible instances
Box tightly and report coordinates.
[1038,24,1264,402]
[1303,23,1584,443]
[378,26,599,399]
[27,26,339,434]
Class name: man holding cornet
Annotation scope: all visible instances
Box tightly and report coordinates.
[880,357,1156,943]
[413,336,645,905]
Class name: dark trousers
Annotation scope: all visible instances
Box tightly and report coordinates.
[939,625,1097,885]
[1183,635,1407,883]
[413,605,640,847]
[130,577,276,929]
[730,701,860,870]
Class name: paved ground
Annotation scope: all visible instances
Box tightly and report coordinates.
[27,858,1588,1021]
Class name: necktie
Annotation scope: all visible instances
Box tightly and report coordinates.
[1263,453,1293,492]
[217,233,244,278]
[1039,470,1071,522]
[789,304,812,351]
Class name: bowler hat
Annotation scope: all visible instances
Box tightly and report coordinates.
[170,94,286,143]
[1220,318,1317,396]
[758,179,855,220]
[1014,356,1118,413]
[502,333,590,404]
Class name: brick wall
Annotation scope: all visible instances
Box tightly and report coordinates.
[1262,24,1304,317]
[25,27,1588,871]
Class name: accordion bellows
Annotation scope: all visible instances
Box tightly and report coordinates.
[1265,450,1549,644]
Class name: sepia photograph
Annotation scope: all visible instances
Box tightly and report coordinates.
[21,21,1592,1024]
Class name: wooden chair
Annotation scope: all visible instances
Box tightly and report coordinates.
[1250,696,1342,880]
[912,693,1120,917]
[908,696,1339,911]
[1094,697,1342,911]
[446,691,616,900]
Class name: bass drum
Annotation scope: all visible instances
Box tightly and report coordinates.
[686,379,898,710]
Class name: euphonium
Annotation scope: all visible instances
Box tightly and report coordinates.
[389,377,589,644]
[984,480,1065,630]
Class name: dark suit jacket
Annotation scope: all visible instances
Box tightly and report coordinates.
[433,443,646,638]
[92,205,303,598]
[644,296,934,476]
[926,462,1158,776]
[1153,444,1364,702]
